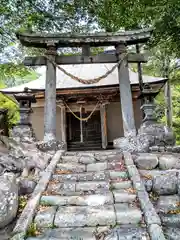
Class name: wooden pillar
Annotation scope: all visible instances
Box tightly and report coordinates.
[100,103,108,149]
[116,44,136,137]
[44,43,57,141]
[164,81,173,128]
[59,102,67,147]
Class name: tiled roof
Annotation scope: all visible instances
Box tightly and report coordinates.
[1,64,165,93]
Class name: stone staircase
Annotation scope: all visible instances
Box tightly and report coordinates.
[12,150,165,240]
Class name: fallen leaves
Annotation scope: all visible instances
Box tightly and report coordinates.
[54,170,72,174]
[125,188,136,194]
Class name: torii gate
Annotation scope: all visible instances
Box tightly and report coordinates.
[16,29,152,142]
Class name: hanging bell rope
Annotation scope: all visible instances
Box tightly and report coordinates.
[64,101,100,121]
[45,53,127,85]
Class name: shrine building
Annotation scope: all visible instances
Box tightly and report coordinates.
[1,29,167,151]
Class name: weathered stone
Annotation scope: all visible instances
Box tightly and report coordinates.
[75,181,109,192]
[156,195,180,214]
[139,169,179,178]
[159,154,179,170]
[137,190,161,225]
[41,193,113,206]
[54,205,116,227]
[164,227,180,240]
[61,156,79,163]
[36,139,65,152]
[36,227,97,240]
[56,163,86,173]
[53,172,107,182]
[113,190,136,203]
[0,173,18,228]
[34,206,57,228]
[135,153,159,170]
[115,203,142,224]
[47,182,76,192]
[86,162,107,172]
[152,173,178,195]
[18,178,36,195]
[115,226,149,240]
[111,181,132,190]
[113,121,175,153]
[160,214,180,227]
[79,156,96,164]
[143,179,153,192]
[148,224,166,240]
[109,171,128,179]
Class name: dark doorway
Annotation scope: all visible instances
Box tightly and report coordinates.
[66,110,102,151]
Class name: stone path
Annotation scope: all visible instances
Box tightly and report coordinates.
[13,150,165,240]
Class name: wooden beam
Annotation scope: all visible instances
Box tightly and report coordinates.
[23,53,147,66]
[17,28,152,48]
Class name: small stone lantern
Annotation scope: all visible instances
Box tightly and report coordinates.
[11,87,36,141]
[138,84,159,123]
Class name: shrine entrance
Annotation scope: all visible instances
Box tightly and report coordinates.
[66,110,102,151]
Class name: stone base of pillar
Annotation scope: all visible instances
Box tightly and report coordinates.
[113,123,175,153]
[36,139,66,153]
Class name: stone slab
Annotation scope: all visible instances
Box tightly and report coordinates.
[164,227,180,240]
[86,162,107,172]
[160,213,180,227]
[111,181,132,190]
[137,190,161,225]
[47,182,76,192]
[34,206,57,228]
[116,226,149,240]
[152,172,178,195]
[56,163,86,173]
[79,156,96,164]
[115,203,142,224]
[40,193,113,206]
[109,171,128,179]
[61,155,79,163]
[113,190,136,203]
[37,227,97,240]
[52,171,107,182]
[156,195,180,214]
[75,181,109,192]
[135,153,159,170]
[54,205,116,227]
[148,224,166,240]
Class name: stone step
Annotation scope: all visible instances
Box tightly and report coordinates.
[54,205,116,227]
[111,181,132,190]
[61,154,123,164]
[26,227,97,240]
[113,190,137,203]
[26,226,149,240]
[56,162,126,173]
[46,181,110,193]
[55,163,86,173]
[40,193,113,206]
[52,171,128,182]
[115,204,142,224]
[52,171,108,182]
[106,226,149,240]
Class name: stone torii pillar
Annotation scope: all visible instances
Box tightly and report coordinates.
[44,43,57,141]
[116,44,136,137]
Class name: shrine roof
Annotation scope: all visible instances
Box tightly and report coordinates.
[16,28,152,48]
[1,64,166,93]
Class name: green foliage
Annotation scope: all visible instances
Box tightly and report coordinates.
[0,93,19,129]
